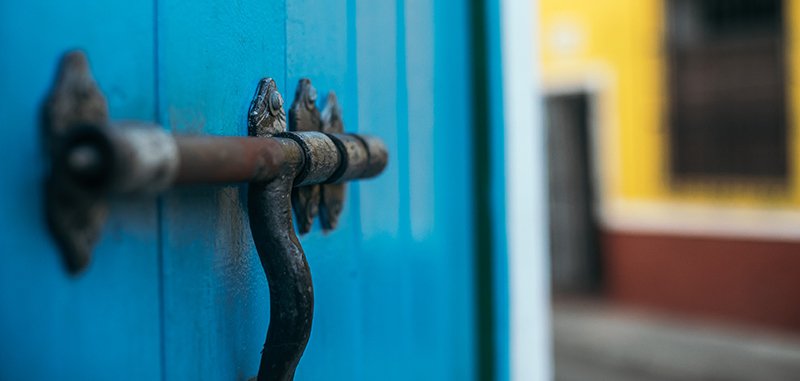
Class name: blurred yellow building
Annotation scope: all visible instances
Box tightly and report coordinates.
[540,0,800,331]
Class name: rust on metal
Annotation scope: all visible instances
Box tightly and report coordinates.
[249,78,286,137]
[282,131,340,187]
[319,92,347,231]
[353,134,389,179]
[287,78,322,234]
[174,136,285,185]
[106,123,179,194]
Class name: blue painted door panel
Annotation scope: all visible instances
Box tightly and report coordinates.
[285,0,361,378]
[1,0,475,380]
[156,0,286,379]
[0,1,161,380]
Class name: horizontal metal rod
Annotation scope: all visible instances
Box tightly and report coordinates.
[173,136,288,185]
[55,123,387,195]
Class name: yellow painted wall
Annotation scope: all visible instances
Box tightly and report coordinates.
[539,0,800,208]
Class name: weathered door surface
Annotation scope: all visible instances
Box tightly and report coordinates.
[1,0,474,380]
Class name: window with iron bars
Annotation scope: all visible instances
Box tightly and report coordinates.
[667,0,788,183]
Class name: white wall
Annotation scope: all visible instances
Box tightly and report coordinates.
[500,0,552,379]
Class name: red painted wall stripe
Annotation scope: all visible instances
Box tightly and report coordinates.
[603,230,800,332]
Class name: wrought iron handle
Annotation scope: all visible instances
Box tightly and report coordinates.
[246,78,388,380]
[43,52,388,380]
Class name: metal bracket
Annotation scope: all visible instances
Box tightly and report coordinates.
[288,79,322,234]
[320,92,346,231]
[43,52,180,273]
[288,82,350,233]
[42,51,111,273]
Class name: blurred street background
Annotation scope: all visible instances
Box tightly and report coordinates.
[539,1,800,379]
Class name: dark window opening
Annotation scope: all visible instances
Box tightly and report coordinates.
[667,0,788,181]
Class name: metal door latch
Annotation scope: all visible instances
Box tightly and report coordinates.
[43,51,387,381]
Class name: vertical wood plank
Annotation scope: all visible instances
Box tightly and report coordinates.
[353,1,414,379]
[0,1,160,379]
[355,0,475,379]
[430,0,475,378]
[156,0,285,379]
[284,0,361,378]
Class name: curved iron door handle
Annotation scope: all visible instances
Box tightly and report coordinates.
[246,78,387,380]
[247,78,312,380]
[249,171,312,380]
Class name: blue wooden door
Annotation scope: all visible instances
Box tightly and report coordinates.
[0,0,474,380]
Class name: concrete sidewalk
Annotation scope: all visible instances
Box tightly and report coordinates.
[553,301,800,381]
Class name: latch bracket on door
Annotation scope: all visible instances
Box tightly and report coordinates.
[43,51,388,381]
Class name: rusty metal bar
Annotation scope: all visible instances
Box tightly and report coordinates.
[57,124,387,195]
[173,135,287,185]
